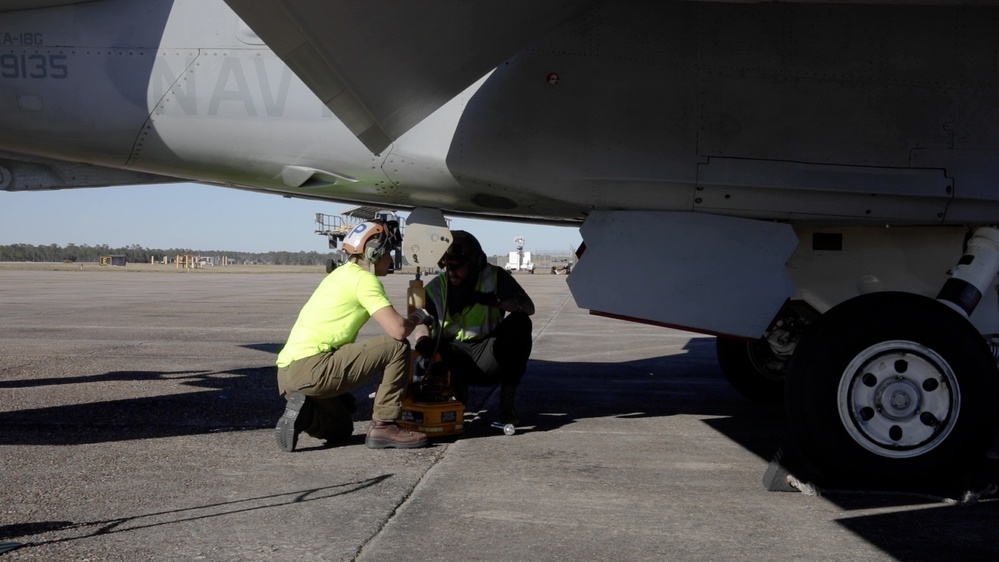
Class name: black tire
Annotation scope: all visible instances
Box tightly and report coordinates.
[325,258,337,274]
[715,336,786,406]
[785,292,999,488]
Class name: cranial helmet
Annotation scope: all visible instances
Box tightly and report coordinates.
[445,230,486,271]
[342,220,400,262]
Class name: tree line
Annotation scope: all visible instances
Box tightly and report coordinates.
[0,243,333,266]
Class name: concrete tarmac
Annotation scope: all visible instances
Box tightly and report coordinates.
[1,267,997,561]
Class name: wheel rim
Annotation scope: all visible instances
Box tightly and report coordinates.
[837,340,960,459]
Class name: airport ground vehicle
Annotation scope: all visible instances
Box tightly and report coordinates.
[504,251,535,274]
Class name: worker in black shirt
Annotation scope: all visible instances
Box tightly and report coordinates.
[419,231,535,425]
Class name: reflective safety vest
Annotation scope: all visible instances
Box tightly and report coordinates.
[427,266,501,342]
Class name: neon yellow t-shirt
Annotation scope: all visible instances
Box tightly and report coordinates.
[276,262,392,367]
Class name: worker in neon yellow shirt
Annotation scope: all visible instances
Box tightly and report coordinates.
[275,220,431,451]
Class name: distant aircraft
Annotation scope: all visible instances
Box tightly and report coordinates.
[3,0,999,488]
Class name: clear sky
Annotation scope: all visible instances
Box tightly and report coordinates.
[0,183,582,257]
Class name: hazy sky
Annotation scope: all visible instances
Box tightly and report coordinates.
[0,183,582,257]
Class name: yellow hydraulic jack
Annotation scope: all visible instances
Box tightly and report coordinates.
[397,270,465,437]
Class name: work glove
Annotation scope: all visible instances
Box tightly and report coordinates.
[408,308,435,327]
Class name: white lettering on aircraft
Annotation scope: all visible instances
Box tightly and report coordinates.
[0,52,67,79]
[0,32,43,46]
[151,54,317,118]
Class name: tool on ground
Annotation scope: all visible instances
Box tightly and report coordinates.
[490,421,516,436]
[398,348,465,436]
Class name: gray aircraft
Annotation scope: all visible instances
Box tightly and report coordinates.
[3,0,999,489]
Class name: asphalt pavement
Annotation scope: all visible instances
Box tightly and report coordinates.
[1,267,998,561]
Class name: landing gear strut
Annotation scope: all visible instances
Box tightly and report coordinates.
[716,336,788,406]
[716,307,810,406]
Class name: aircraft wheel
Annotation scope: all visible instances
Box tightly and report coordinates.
[715,336,786,406]
[325,258,338,274]
[785,292,999,487]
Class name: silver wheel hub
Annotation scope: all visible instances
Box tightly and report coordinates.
[838,340,959,459]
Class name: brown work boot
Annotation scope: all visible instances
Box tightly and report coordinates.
[365,421,428,449]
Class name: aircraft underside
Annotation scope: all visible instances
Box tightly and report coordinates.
[2,0,999,489]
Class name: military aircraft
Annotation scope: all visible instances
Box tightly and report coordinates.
[3,0,999,489]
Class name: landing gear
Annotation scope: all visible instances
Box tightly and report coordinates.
[715,337,787,405]
[785,292,999,487]
[716,311,806,406]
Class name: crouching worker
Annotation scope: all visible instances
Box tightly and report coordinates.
[420,231,535,425]
[274,220,431,451]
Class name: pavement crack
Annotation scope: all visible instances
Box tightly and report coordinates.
[352,444,450,561]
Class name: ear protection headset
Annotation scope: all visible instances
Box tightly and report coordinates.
[343,221,398,262]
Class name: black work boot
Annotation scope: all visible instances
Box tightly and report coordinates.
[365,421,428,449]
[275,392,312,452]
[499,386,519,426]
[322,393,358,446]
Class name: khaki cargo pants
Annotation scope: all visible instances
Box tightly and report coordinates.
[277,335,411,440]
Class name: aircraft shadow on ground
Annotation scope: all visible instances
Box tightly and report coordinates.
[3,336,997,555]
[0,342,298,445]
[0,364,285,446]
[455,336,783,444]
[4,337,997,500]
[449,336,999,507]
[472,337,999,558]
[834,497,999,559]
[0,337,767,449]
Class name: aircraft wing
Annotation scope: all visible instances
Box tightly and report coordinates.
[223,0,584,154]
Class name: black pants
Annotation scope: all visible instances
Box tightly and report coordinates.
[439,312,532,400]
